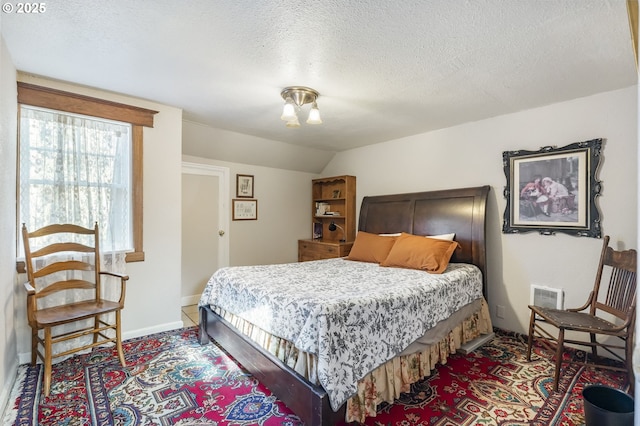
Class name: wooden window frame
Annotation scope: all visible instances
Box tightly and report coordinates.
[16,82,157,270]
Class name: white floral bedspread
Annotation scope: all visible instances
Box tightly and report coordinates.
[199,258,483,411]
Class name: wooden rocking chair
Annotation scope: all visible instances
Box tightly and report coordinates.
[21,223,129,397]
[526,235,637,392]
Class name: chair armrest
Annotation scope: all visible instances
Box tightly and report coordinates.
[100,271,130,281]
[566,291,595,312]
[23,281,35,295]
[99,271,129,305]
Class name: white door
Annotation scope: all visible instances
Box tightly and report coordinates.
[181,163,229,306]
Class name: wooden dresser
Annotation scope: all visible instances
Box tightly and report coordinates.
[297,239,353,262]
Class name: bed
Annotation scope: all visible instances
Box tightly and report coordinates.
[199,185,492,425]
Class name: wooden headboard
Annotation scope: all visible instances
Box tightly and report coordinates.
[358,185,490,298]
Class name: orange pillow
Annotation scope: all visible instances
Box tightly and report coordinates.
[347,231,398,263]
[380,232,459,273]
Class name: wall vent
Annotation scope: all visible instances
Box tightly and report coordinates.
[530,285,564,309]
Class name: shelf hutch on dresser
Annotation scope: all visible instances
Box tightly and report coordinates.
[298,175,356,261]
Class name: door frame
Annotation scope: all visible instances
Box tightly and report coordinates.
[181,161,230,271]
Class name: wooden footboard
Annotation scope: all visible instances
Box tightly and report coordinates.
[198,305,346,426]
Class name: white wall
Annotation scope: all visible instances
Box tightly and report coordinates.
[14,74,184,361]
[0,34,18,414]
[182,119,335,174]
[322,86,637,335]
[182,152,317,266]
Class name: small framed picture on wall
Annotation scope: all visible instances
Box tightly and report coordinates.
[236,174,254,198]
[233,199,258,220]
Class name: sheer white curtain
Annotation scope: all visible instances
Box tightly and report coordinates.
[19,106,131,359]
[19,106,132,252]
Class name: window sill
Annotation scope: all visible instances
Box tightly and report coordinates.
[125,251,145,262]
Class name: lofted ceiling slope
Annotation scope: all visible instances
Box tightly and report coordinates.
[1,0,637,158]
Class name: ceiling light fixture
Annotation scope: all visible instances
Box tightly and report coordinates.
[280,86,322,127]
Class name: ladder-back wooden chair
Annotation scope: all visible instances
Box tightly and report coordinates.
[22,223,129,397]
[526,235,637,392]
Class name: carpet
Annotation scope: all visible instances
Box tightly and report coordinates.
[6,328,302,426]
[3,327,629,425]
[345,330,630,426]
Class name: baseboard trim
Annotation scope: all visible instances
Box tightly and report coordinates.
[122,321,185,340]
[17,321,186,365]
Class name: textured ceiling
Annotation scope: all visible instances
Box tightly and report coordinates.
[1,0,637,153]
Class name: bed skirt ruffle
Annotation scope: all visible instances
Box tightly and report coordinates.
[211,297,493,424]
[346,298,492,422]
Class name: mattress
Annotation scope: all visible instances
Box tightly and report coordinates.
[199,257,485,410]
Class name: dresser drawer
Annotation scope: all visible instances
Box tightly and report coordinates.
[298,240,353,262]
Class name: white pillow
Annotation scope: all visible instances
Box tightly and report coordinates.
[379,232,455,241]
[427,233,456,241]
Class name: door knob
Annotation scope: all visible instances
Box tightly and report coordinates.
[218,230,225,236]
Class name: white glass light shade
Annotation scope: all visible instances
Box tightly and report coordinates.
[306,102,322,124]
[285,115,301,128]
[280,98,297,121]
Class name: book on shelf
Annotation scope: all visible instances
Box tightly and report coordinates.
[313,222,323,239]
[315,202,330,215]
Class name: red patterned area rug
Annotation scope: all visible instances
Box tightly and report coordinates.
[6,327,302,426]
[347,330,630,426]
[4,327,629,425]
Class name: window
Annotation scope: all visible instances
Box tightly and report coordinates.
[17,83,157,268]
[20,106,133,251]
